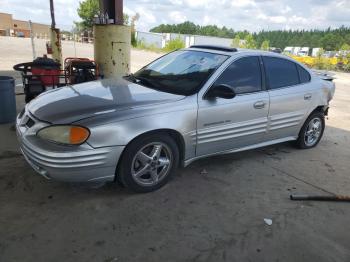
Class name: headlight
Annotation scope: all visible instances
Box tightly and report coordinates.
[37,125,90,145]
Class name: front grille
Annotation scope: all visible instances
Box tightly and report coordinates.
[25,118,35,128]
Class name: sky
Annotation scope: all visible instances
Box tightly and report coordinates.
[0,0,349,32]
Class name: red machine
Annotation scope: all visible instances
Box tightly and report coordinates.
[14,57,100,103]
[64,57,99,85]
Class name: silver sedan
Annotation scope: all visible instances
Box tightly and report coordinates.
[16,45,335,192]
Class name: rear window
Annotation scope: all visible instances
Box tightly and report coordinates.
[263,56,299,89]
[297,64,311,84]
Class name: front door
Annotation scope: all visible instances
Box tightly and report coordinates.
[196,56,269,156]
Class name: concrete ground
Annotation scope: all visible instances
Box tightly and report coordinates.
[1,37,350,262]
[0,36,161,72]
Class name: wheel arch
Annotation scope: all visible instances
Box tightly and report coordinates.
[115,128,186,181]
[311,105,329,116]
[297,105,326,139]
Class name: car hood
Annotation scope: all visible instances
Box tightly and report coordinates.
[28,78,185,123]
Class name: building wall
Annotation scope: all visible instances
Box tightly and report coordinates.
[0,13,13,31]
[136,31,164,48]
[13,20,49,38]
[0,13,49,38]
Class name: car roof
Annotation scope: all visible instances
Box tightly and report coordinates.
[185,45,286,57]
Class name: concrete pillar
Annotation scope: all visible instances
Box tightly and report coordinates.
[50,27,62,67]
[94,25,131,78]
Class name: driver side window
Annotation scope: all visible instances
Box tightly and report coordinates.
[214,56,262,94]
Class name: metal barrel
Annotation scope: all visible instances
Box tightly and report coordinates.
[0,76,17,124]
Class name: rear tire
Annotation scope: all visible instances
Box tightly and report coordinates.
[117,133,179,193]
[296,111,325,149]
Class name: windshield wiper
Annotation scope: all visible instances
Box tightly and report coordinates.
[124,73,138,83]
[135,76,156,87]
[125,73,161,91]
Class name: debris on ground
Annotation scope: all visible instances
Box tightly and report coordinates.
[200,169,208,175]
[290,194,350,202]
[264,218,273,226]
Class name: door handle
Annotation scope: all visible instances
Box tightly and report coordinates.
[254,101,266,109]
[304,94,312,100]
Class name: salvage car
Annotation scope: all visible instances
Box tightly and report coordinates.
[16,45,335,192]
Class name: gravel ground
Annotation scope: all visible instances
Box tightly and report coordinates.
[0,36,350,262]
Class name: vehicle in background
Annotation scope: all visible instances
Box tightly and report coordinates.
[293,47,301,56]
[16,31,24,37]
[269,47,282,53]
[297,47,310,57]
[283,46,294,55]
[312,48,322,57]
[323,51,336,58]
[335,50,350,58]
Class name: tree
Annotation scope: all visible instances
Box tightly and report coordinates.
[260,40,270,50]
[340,43,350,51]
[76,0,99,31]
[242,33,257,49]
[321,33,339,51]
[130,13,140,47]
[231,35,241,48]
[75,0,131,31]
[149,21,350,51]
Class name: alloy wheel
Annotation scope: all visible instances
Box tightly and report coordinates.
[304,117,322,147]
[131,142,172,186]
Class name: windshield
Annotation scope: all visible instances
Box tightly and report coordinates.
[130,50,228,96]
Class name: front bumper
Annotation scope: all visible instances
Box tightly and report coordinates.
[16,110,124,183]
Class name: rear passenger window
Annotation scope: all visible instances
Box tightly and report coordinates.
[214,56,262,94]
[263,57,299,89]
[297,65,311,83]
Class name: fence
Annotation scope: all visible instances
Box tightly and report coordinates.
[135,31,234,49]
[135,31,165,49]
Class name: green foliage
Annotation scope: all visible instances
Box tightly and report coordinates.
[150,22,350,51]
[131,13,140,47]
[313,48,331,70]
[131,31,137,47]
[135,40,163,52]
[151,21,236,38]
[75,0,132,31]
[76,0,99,31]
[123,13,130,25]
[163,37,185,52]
[344,62,350,72]
[260,40,270,50]
[340,43,350,51]
[134,37,185,53]
[241,34,257,49]
[231,35,241,48]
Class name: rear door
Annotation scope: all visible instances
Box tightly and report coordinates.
[262,56,314,141]
[196,55,269,156]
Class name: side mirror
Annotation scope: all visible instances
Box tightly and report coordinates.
[205,84,236,99]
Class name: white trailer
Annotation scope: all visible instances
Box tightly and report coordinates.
[293,47,301,56]
[284,46,294,55]
[312,48,322,57]
[298,47,310,57]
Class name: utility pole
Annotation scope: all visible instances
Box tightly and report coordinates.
[94,0,131,78]
[28,20,36,60]
[49,0,62,66]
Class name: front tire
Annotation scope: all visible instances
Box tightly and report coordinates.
[117,133,179,193]
[296,111,325,149]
